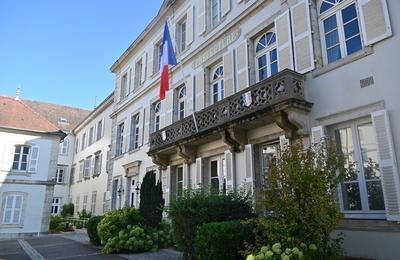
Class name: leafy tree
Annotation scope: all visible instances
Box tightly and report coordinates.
[60,203,74,217]
[139,170,164,228]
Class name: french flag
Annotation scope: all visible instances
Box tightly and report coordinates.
[159,22,177,100]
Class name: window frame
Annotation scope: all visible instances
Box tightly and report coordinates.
[153,40,163,75]
[56,166,66,184]
[12,145,30,172]
[116,122,125,156]
[176,86,186,121]
[134,59,143,90]
[120,72,128,100]
[59,140,68,155]
[209,64,224,105]
[51,197,62,215]
[209,0,222,29]
[96,120,103,141]
[93,153,102,176]
[152,101,161,133]
[1,192,26,226]
[254,30,278,82]
[208,155,226,194]
[176,17,187,53]
[130,113,140,151]
[83,156,91,179]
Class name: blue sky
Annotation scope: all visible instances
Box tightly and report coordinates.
[0,0,163,110]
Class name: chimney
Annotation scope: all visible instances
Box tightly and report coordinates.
[15,88,21,100]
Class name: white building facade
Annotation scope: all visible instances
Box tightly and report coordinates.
[108,0,400,258]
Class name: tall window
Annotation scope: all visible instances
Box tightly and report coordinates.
[134,59,143,89]
[177,18,187,52]
[88,127,94,146]
[319,0,363,64]
[51,197,61,215]
[2,193,24,224]
[116,122,124,156]
[59,140,68,155]
[12,145,30,171]
[255,31,277,81]
[333,120,385,218]
[120,72,128,99]
[81,133,86,151]
[83,156,91,178]
[79,160,84,180]
[209,156,226,194]
[210,65,224,105]
[152,101,161,132]
[70,167,75,184]
[176,166,184,198]
[96,119,103,141]
[91,191,97,213]
[210,0,222,28]
[177,86,186,121]
[82,194,88,211]
[130,114,140,150]
[93,153,102,176]
[75,196,80,214]
[153,41,163,74]
[56,167,65,184]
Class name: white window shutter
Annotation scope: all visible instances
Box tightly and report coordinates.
[128,68,132,94]
[138,108,145,147]
[143,105,151,144]
[91,157,95,176]
[163,167,171,206]
[197,0,206,35]
[29,146,39,173]
[13,195,23,224]
[311,125,326,146]
[111,126,117,157]
[236,40,249,91]
[224,150,235,192]
[275,9,294,71]
[290,0,315,73]
[165,90,174,126]
[371,110,400,221]
[244,144,254,195]
[186,6,194,45]
[195,71,205,111]
[147,48,153,80]
[183,163,190,190]
[223,50,235,97]
[221,0,231,17]
[141,54,147,84]
[358,0,392,46]
[99,153,103,174]
[3,195,13,223]
[195,157,203,188]
[186,78,194,116]
[102,117,105,138]
[124,123,129,153]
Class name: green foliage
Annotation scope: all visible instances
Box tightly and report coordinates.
[168,190,254,259]
[250,140,349,259]
[49,215,64,232]
[97,207,144,245]
[102,223,174,254]
[78,209,92,219]
[139,171,165,228]
[60,203,74,217]
[194,220,254,260]
[246,241,319,260]
[87,215,104,245]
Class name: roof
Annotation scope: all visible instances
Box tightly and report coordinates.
[0,96,61,133]
[22,99,91,131]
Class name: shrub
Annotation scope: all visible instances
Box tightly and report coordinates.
[195,220,254,260]
[78,209,92,219]
[246,241,319,260]
[49,215,64,232]
[97,207,144,245]
[87,215,104,245]
[60,203,74,217]
[168,191,254,259]
[139,171,164,228]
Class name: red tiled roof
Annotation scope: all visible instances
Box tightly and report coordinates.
[0,96,60,133]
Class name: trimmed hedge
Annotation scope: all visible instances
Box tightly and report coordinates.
[87,216,104,245]
[195,220,254,260]
[168,191,254,259]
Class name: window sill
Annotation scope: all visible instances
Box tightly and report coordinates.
[0,223,24,228]
[337,219,400,232]
[312,46,374,78]
[113,153,125,160]
[129,148,140,154]
[56,183,66,185]
[9,171,33,177]
[203,18,226,38]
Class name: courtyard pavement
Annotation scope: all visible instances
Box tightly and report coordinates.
[0,230,182,260]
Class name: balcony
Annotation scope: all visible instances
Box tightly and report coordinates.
[148,69,313,168]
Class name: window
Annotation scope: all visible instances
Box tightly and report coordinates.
[103,192,107,213]
[51,198,61,215]
[82,194,88,211]
[93,153,102,176]
[130,114,140,150]
[56,167,65,184]
[75,196,80,214]
[208,155,226,194]
[210,0,222,28]
[153,41,163,74]
[12,145,30,171]
[83,157,91,178]
[90,191,97,213]
[70,167,75,184]
[88,127,94,146]
[59,140,68,155]
[2,193,24,225]
[255,31,278,81]
[319,1,363,64]
[130,179,136,207]
[176,86,186,121]
[209,65,224,105]
[81,133,86,151]
[79,160,84,180]
[260,143,280,190]
[176,166,184,198]
[134,59,143,89]
[332,120,385,218]
[96,120,103,141]
[120,72,128,99]
[116,122,124,156]
[75,138,79,154]
[58,117,69,124]
[152,101,161,133]
[177,18,187,52]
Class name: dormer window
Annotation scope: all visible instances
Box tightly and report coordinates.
[58,117,69,124]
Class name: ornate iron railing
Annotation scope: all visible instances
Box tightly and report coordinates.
[148,69,307,153]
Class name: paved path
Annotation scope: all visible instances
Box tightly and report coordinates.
[0,239,30,260]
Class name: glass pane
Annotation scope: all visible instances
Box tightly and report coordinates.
[327,45,342,64]
[358,123,380,179]
[270,49,277,62]
[12,210,20,223]
[23,147,29,154]
[210,161,218,177]
[323,15,337,33]
[256,35,266,52]
[320,2,334,14]
[325,30,340,48]
[258,55,266,68]
[211,178,219,194]
[366,181,385,210]
[343,19,360,39]
[177,167,183,181]
[341,4,357,24]
[4,210,11,223]
[271,62,278,76]
[346,35,362,55]
[335,127,357,181]
[342,182,362,210]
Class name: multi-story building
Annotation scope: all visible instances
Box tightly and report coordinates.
[22,99,90,215]
[69,93,113,216]
[108,0,399,258]
[0,96,65,237]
